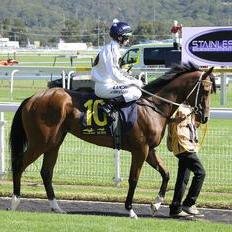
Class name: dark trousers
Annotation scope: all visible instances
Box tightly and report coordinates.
[170,152,206,214]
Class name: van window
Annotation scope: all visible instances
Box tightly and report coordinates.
[144,47,174,65]
[121,48,139,66]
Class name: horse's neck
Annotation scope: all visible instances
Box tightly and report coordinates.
[151,88,180,118]
[157,74,196,115]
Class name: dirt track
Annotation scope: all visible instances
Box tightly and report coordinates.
[0,197,231,224]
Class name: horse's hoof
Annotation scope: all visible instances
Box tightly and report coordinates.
[150,202,161,215]
[129,209,138,219]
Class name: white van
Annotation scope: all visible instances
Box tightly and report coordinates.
[119,42,181,73]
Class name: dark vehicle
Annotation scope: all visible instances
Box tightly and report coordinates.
[120,43,181,71]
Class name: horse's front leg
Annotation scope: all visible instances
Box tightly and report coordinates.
[146,149,170,214]
[42,148,66,213]
[125,149,147,219]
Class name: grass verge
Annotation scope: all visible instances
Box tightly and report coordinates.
[0,180,231,210]
[0,210,231,232]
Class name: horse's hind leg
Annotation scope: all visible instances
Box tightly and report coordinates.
[41,147,65,213]
[125,149,148,219]
[11,147,43,210]
[146,149,170,214]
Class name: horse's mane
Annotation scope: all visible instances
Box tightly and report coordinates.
[142,62,201,95]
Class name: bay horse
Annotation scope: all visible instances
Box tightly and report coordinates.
[9,62,216,218]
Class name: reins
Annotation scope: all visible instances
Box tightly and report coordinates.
[139,88,181,106]
[136,71,205,117]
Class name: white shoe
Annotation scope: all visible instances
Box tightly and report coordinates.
[182,205,203,216]
[170,210,192,218]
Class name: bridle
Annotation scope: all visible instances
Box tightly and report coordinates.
[185,71,205,116]
[137,71,212,118]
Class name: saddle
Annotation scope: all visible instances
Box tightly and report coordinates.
[80,94,137,149]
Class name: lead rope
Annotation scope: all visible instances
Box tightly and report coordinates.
[198,123,208,151]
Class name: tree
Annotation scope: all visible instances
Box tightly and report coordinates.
[1,18,27,46]
[133,20,169,43]
[60,19,81,42]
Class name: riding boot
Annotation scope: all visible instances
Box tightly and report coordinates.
[100,96,125,123]
[100,103,114,115]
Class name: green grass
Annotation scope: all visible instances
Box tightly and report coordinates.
[0,210,231,232]
[0,180,231,209]
[211,86,232,107]
[1,51,95,68]
[0,80,47,101]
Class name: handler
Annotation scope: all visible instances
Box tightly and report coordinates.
[167,104,205,218]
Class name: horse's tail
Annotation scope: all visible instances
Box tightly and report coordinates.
[9,98,30,173]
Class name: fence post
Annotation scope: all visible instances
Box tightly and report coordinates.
[10,69,19,100]
[67,71,75,89]
[138,72,148,85]
[220,73,227,106]
[113,149,122,186]
[62,70,66,88]
[0,112,5,175]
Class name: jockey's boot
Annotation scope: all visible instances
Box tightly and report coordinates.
[101,96,126,122]
[101,103,114,115]
[100,103,115,123]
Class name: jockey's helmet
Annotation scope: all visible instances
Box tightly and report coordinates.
[110,21,132,42]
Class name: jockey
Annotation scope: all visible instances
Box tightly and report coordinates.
[91,19,143,114]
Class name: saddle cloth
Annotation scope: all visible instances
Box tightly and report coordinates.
[79,93,137,135]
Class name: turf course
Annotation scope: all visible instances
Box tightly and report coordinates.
[0,210,231,232]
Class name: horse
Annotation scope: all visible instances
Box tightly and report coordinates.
[9,62,216,218]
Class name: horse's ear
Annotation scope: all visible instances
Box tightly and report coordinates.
[202,67,214,79]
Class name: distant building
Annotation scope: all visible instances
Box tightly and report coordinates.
[0,38,19,49]
[58,40,87,51]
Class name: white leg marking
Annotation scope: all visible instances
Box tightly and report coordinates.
[129,209,138,219]
[11,195,21,211]
[150,195,164,215]
[49,199,66,213]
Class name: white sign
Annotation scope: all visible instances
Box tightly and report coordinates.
[182,27,232,66]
